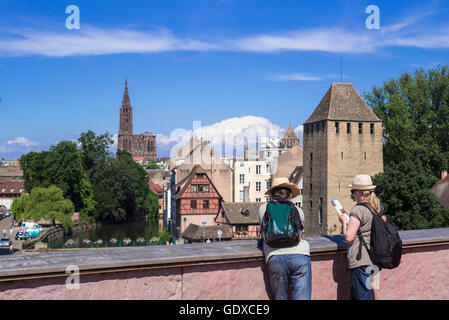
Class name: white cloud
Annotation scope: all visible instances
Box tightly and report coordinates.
[270,73,322,81]
[6,137,39,147]
[0,9,448,58]
[155,115,301,158]
[0,137,42,159]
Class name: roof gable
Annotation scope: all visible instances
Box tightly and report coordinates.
[173,165,223,199]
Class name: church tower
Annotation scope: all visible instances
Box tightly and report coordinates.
[302,83,383,236]
[280,125,300,149]
[118,79,134,154]
[117,79,157,161]
[119,79,133,136]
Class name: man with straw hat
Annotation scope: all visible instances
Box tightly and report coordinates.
[258,177,311,300]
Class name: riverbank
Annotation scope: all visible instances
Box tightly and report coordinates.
[46,214,160,249]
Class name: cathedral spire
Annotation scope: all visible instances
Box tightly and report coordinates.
[119,78,133,135]
[121,78,131,108]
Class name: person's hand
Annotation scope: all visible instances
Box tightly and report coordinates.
[337,212,346,225]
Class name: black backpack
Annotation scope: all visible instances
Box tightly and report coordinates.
[261,199,303,248]
[356,203,402,269]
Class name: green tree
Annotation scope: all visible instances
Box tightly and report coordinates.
[159,229,172,245]
[144,160,163,170]
[372,160,449,230]
[365,65,449,229]
[90,150,158,222]
[19,141,95,217]
[365,65,449,176]
[78,130,114,178]
[11,185,75,232]
[11,193,31,221]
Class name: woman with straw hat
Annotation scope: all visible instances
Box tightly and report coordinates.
[258,177,311,300]
[337,174,382,300]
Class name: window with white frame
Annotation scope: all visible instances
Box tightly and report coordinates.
[256,165,261,174]
[239,174,245,184]
[256,182,261,192]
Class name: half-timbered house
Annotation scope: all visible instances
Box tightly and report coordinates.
[173,165,223,237]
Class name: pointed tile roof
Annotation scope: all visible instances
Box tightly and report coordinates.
[173,165,223,200]
[304,83,381,124]
[121,79,131,109]
[282,125,299,141]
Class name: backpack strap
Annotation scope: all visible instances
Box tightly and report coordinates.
[355,203,373,261]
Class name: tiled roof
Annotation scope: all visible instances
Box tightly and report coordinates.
[281,125,299,141]
[304,83,381,124]
[148,180,163,196]
[430,175,449,209]
[182,223,232,241]
[221,202,261,225]
[0,167,23,177]
[0,181,26,195]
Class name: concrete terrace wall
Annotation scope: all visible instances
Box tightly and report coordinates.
[0,228,448,300]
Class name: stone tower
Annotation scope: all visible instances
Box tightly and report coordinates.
[280,125,300,149]
[117,80,157,161]
[302,83,383,236]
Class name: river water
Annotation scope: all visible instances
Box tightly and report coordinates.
[47,216,160,248]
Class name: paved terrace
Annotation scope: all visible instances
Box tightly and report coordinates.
[0,228,448,299]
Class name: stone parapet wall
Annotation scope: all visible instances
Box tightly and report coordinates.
[0,228,448,300]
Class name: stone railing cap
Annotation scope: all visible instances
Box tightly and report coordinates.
[0,228,448,279]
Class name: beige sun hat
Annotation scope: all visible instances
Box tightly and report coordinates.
[265,177,300,198]
[349,174,376,191]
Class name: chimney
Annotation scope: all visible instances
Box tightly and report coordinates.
[243,185,250,202]
[244,147,249,161]
[442,171,448,181]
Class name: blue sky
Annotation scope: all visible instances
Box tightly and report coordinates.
[1,0,449,158]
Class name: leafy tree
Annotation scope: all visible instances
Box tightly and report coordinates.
[78,130,113,178]
[11,185,74,232]
[90,150,158,222]
[372,160,449,230]
[144,160,163,170]
[365,65,449,176]
[365,65,449,229]
[19,141,95,217]
[159,229,172,245]
[11,193,31,220]
[19,131,158,224]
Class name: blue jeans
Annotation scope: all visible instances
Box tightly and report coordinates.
[267,254,312,300]
[350,266,374,300]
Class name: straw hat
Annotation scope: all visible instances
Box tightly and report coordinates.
[265,177,300,198]
[349,174,376,191]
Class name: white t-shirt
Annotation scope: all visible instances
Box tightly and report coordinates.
[258,202,310,262]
